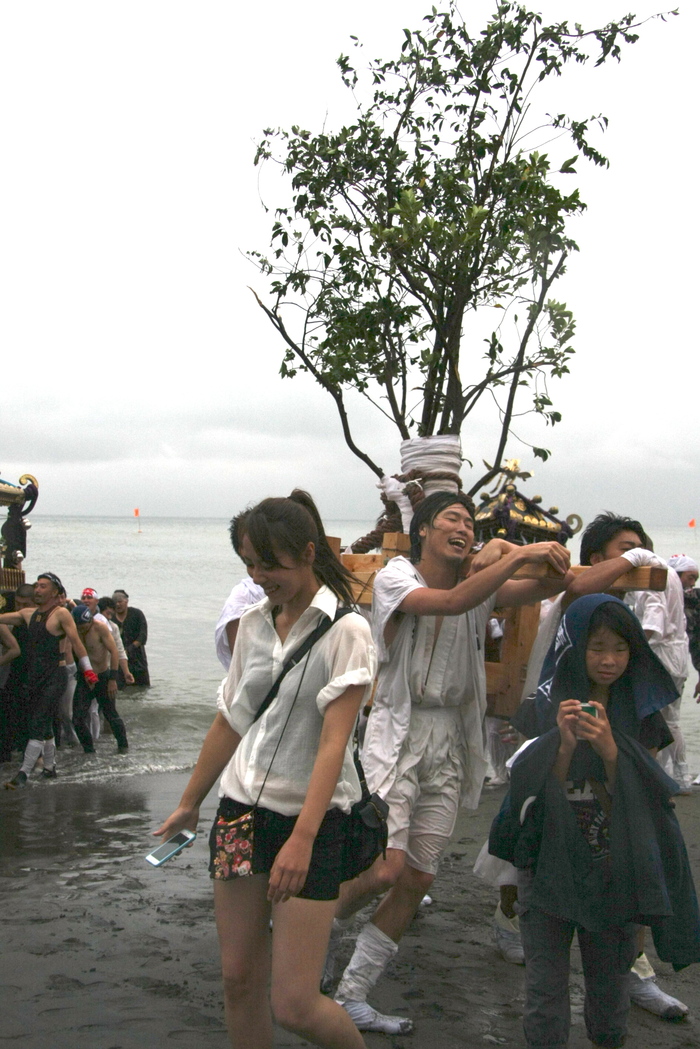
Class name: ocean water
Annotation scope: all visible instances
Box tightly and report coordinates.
[11,515,700,784]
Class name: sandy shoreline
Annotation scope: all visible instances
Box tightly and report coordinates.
[1,772,698,1049]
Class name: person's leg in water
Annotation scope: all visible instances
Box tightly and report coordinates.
[5,674,65,788]
[95,672,128,751]
[271,895,366,1048]
[57,664,79,747]
[72,677,96,753]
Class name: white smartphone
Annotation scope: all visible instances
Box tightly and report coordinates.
[145,829,196,867]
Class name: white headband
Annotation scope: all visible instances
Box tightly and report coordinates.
[667,554,699,574]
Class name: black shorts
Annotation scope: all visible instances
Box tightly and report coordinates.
[208,797,348,901]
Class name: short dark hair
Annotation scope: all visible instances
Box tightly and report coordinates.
[409,491,475,563]
[579,512,649,566]
[229,509,251,556]
[113,589,129,599]
[15,583,36,599]
[37,571,66,596]
[98,596,116,612]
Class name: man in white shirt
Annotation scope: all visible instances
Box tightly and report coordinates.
[332,491,571,1034]
[214,576,265,670]
[214,508,266,670]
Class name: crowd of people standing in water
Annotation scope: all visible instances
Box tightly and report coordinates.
[2,490,700,1049]
[0,580,150,785]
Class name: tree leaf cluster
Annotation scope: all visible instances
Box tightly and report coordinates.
[250,2,662,486]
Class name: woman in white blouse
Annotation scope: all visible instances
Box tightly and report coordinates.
[155,490,375,1049]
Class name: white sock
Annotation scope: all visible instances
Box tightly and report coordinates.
[20,739,44,776]
[42,738,56,771]
[631,952,655,980]
[336,922,397,1004]
[340,999,414,1035]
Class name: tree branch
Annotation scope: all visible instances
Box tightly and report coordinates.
[249,288,385,478]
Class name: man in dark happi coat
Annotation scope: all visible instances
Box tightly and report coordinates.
[112,589,150,687]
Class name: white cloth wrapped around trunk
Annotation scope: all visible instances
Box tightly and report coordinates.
[400,435,462,495]
[377,474,415,534]
[378,436,463,533]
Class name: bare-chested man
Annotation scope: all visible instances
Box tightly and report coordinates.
[70,604,129,753]
[81,589,134,685]
[0,572,98,787]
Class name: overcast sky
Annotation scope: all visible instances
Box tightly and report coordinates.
[1,1,697,529]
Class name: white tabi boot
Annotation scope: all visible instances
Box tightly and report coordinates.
[335,921,414,1034]
[629,953,688,1020]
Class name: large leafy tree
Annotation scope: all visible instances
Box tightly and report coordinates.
[250,2,671,495]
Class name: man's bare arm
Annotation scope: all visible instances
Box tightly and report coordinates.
[95,620,119,671]
[561,548,660,611]
[56,608,90,663]
[0,610,28,628]
[0,625,20,666]
[399,542,570,617]
[496,569,576,608]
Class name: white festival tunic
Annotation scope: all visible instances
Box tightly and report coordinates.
[362,556,495,810]
[217,586,376,816]
[215,577,266,669]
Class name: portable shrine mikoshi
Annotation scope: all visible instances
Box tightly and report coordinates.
[334,449,666,720]
[0,472,39,612]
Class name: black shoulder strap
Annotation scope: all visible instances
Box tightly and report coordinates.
[253,606,355,724]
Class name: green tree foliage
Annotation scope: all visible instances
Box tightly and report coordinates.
[250,2,673,492]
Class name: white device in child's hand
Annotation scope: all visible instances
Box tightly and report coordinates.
[146,829,196,867]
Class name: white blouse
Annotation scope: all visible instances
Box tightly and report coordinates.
[217,585,376,816]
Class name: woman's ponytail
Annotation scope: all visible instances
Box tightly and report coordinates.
[236,489,358,607]
[287,490,357,607]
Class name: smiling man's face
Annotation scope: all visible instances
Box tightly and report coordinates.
[420,503,474,565]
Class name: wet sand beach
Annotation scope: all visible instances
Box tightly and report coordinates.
[1,772,698,1049]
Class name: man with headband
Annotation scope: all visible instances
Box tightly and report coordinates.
[70,603,128,754]
[330,491,571,1034]
[1,572,98,788]
[82,588,133,688]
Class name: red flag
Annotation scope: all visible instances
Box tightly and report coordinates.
[689,518,696,528]
[134,508,140,518]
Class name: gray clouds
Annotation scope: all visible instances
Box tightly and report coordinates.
[1,1,698,529]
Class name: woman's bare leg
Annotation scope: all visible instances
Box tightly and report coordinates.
[271,896,366,1048]
[214,875,273,1049]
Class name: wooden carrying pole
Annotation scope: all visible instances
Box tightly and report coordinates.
[485,565,667,718]
[336,538,668,719]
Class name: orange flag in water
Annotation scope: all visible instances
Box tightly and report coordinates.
[689,519,696,528]
[134,508,140,518]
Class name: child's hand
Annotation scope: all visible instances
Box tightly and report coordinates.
[575,701,617,763]
[556,699,581,751]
